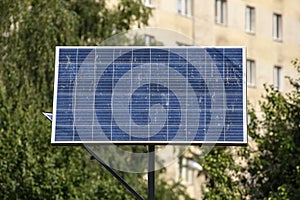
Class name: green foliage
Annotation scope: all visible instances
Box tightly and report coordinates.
[247,61,300,199]
[0,0,191,199]
[198,60,300,199]
[155,178,195,200]
[195,146,248,200]
[101,33,164,46]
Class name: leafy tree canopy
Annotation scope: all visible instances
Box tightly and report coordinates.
[247,59,300,199]
[0,1,191,199]
[194,60,300,199]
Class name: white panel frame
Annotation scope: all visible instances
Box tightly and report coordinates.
[51,46,247,145]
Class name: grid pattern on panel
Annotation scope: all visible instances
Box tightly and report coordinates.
[52,47,246,144]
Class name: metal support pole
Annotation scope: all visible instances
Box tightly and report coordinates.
[148,145,155,200]
[84,146,144,200]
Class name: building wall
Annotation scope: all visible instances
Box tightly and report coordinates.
[145,0,300,107]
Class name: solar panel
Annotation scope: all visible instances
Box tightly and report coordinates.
[52,46,247,145]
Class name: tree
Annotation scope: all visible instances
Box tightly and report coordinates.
[0,1,192,199]
[192,146,249,200]
[194,60,300,199]
[247,59,300,199]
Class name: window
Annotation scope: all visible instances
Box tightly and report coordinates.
[215,0,227,25]
[247,59,256,86]
[177,158,203,185]
[274,66,282,91]
[273,13,282,41]
[247,114,251,125]
[144,34,155,46]
[143,0,154,8]
[178,158,193,184]
[177,0,192,17]
[245,6,255,33]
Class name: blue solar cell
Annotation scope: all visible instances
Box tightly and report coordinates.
[59,49,78,64]
[52,47,247,144]
[77,48,94,63]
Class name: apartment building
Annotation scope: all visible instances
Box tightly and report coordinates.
[140,0,300,199]
[143,0,300,104]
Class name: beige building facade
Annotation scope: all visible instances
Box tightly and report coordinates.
[144,0,300,107]
[141,0,300,199]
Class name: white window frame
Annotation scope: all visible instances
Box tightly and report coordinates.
[143,0,154,8]
[273,13,282,41]
[247,114,251,125]
[177,0,193,17]
[273,66,282,91]
[145,34,155,46]
[247,59,256,87]
[215,0,227,25]
[245,6,255,33]
[178,158,193,185]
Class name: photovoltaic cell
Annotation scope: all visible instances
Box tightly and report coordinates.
[52,46,247,145]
